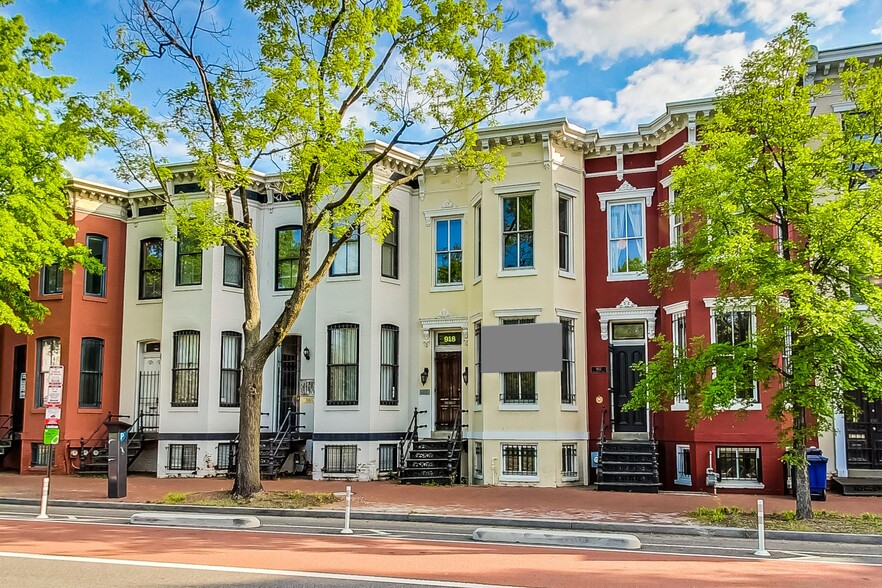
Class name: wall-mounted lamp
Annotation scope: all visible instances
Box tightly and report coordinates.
[420,367,429,386]
[303,347,311,361]
[462,367,469,385]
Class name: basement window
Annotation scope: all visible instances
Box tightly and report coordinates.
[324,444,357,474]
[168,444,197,471]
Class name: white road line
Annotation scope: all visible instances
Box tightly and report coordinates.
[0,551,527,588]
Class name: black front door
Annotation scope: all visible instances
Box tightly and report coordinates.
[611,345,647,433]
[435,351,461,430]
[846,389,882,469]
[11,345,25,433]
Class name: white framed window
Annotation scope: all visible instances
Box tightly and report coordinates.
[500,317,536,405]
[558,196,572,273]
[474,441,483,479]
[709,305,758,403]
[501,444,537,478]
[474,321,482,405]
[474,202,482,279]
[560,318,576,405]
[675,444,692,485]
[669,188,683,249]
[561,443,578,480]
[379,325,399,406]
[502,195,534,270]
[328,323,359,405]
[716,446,761,483]
[434,218,463,286]
[330,224,360,277]
[608,201,646,278]
[671,309,688,407]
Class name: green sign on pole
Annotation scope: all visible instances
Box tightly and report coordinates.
[43,426,59,446]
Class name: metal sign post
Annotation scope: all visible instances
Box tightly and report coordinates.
[37,366,63,520]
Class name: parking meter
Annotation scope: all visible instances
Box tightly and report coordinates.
[104,419,132,499]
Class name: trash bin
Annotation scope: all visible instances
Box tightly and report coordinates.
[806,447,828,502]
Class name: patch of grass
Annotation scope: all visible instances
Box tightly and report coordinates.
[687,507,882,535]
[154,489,339,509]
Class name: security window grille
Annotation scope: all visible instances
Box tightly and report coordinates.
[502,444,537,476]
[278,336,300,427]
[562,444,578,478]
[379,325,399,406]
[328,323,358,405]
[171,330,200,407]
[30,443,50,467]
[716,446,761,482]
[502,317,536,404]
[672,312,687,404]
[474,322,482,405]
[435,218,463,285]
[669,189,683,248]
[608,201,646,274]
[559,197,571,272]
[474,442,483,478]
[378,444,397,473]
[168,444,197,470]
[79,338,104,408]
[41,264,63,295]
[276,226,302,290]
[324,445,357,474]
[216,443,232,470]
[381,208,399,279]
[176,235,203,286]
[712,308,758,402]
[676,445,692,485]
[330,224,360,276]
[502,195,534,269]
[139,238,163,299]
[84,234,107,297]
[35,337,61,408]
[223,245,243,288]
[560,318,576,404]
[220,332,242,407]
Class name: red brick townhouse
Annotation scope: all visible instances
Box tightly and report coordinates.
[0,180,127,474]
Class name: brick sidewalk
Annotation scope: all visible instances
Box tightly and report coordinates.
[1,472,880,524]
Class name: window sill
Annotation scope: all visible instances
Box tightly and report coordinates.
[675,477,692,486]
[431,284,464,293]
[169,406,199,412]
[172,285,203,292]
[497,268,537,278]
[136,298,163,305]
[474,405,483,412]
[499,403,539,411]
[499,474,540,483]
[36,294,63,301]
[82,296,108,303]
[379,276,401,286]
[715,480,764,490]
[325,405,360,411]
[379,404,400,411]
[221,286,243,294]
[606,272,648,282]
[670,403,689,411]
[77,408,103,413]
[723,402,763,411]
[472,276,482,286]
[322,472,358,478]
[218,407,240,412]
[560,404,579,412]
[562,474,579,482]
[327,275,361,283]
[558,269,576,280]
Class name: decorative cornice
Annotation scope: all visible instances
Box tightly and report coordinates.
[597,298,658,341]
[597,181,655,211]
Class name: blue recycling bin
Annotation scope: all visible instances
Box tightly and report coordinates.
[806,447,828,501]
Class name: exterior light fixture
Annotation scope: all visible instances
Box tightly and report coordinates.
[462,367,469,385]
[420,368,429,386]
[303,347,310,360]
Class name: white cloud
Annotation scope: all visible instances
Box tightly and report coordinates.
[547,31,762,132]
[738,0,857,32]
[538,0,732,62]
[872,18,882,38]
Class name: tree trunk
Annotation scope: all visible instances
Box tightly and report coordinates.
[232,360,264,498]
[792,408,813,520]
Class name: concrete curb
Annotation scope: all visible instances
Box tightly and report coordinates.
[473,527,641,550]
[1,496,879,545]
[130,511,261,529]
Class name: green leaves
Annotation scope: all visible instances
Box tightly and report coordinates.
[0,10,94,332]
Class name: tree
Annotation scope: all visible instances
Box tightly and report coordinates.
[82,0,548,497]
[629,14,882,519]
[0,2,96,333]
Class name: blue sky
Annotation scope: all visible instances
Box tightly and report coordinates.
[5,0,882,184]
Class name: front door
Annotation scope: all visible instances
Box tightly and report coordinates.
[11,345,25,434]
[846,389,882,469]
[138,343,161,431]
[435,351,461,430]
[278,335,301,429]
[611,344,647,433]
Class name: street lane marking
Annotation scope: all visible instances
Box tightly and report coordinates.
[0,551,528,588]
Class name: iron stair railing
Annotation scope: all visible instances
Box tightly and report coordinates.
[398,408,427,473]
[72,411,112,471]
[0,414,13,459]
[445,411,465,483]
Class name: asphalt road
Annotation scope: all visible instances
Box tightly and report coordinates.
[0,503,879,587]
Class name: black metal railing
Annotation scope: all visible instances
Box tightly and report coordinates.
[599,407,608,445]
[73,411,112,470]
[445,411,464,482]
[0,414,12,442]
[137,371,160,430]
[398,407,427,471]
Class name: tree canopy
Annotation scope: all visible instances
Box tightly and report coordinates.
[0,2,96,332]
[629,14,882,518]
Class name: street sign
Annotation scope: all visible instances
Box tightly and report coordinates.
[18,373,26,399]
[44,365,63,405]
[44,406,61,426]
[47,365,63,385]
[43,426,59,445]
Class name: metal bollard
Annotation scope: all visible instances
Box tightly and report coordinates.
[36,477,50,520]
[754,499,770,557]
[341,485,353,534]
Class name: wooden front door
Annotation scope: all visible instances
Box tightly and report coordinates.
[846,389,882,469]
[611,345,647,433]
[435,351,461,430]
